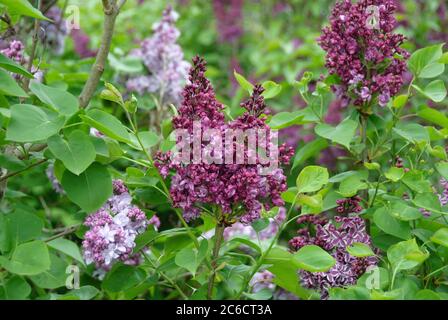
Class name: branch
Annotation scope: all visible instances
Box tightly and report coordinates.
[23,0,43,89]
[78,0,125,108]
[0,159,48,182]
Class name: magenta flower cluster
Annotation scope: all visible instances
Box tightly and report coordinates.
[82,180,159,276]
[155,56,293,224]
[0,40,24,62]
[212,0,244,43]
[126,6,189,106]
[319,0,409,107]
[289,213,377,299]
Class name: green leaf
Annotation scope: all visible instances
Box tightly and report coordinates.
[384,167,405,182]
[408,44,445,78]
[233,70,253,93]
[413,193,442,214]
[0,240,50,275]
[339,173,368,197]
[387,239,428,271]
[430,228,448,247]
[0,69,28,97]
[413,80,447,103]
[243,288,273,300]
[102,265,146,292]
[293,245,336,272]
[315,118,358,150]
[29,81,78,116]
[7,210,43,245]
[417,106,448,129]
[0,0,50,20]
[373,207,411,240]
[48,130,96,175]
[346,242,375,258]
[435,162,448,179]
[296,165,329,193]
[61,163,112,213]
[415,290,441,300]
[174,240,208,276]
[291,138,328,170]
[297,194,323,210]
[130,131,160,150]
[6,104,65,142]
[389,201,422,221]
[401,171,433,193]
[261,81,282,99]
[392,95,408,109]
[268,111,304,129]
[81,109,131,143]
[393,123,430,144]
[29,253,68,289]
[0,276,31,300]
[47,238,85,267]
[0,53,33,78]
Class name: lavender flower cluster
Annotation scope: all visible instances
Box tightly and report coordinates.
[82,180,160,277]
[289,211,377,299]
[126,6,189,106]
[213,0,244,44]
[319,0,409,107]
[224,207,286,241]
[41,6,68,56]
[0,40,24,62]
[155,56,293,224]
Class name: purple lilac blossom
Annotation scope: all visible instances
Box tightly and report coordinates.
[126,6,189,106]
[154,57,293,225]
[0,40,24,63]
[289,213,377,299]
[250,270,276,293]
[41,6,68,55]
[224,207,286,241]
[212,0,244,44]
[336,196,363,215]
[319,0,409,107]
[46,163,64,194]
[82,180,160,277]
[71,28,97,58]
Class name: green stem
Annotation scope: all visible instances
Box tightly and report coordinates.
[207,221,225,300]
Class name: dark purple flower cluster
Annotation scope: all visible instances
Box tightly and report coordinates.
[155,56,293,224]
[0,40,24,62]
[82,180,159,277]
[336,196,363,215]
[319,0,409,107]
[213,0,244,44]
[289,214,377,299]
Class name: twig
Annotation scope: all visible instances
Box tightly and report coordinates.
[0,159,48,182]
[23,0,43,90]
[78,0,125,108]
[44,224,79,242]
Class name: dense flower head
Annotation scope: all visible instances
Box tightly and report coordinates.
[319,0,409,107]
[82,180,159,276]
[336,196,363,215]
[213,0,244,43]
[155,56,293,224]
[126,6,189,106]
[289,213,377,299]
[0,40,24,63]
